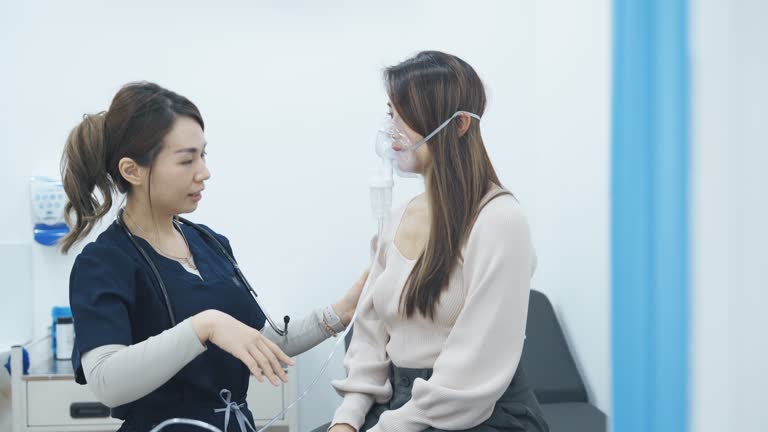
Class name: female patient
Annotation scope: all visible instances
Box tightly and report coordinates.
[318,51,548,432]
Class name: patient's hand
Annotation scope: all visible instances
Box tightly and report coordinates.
[329,423,356,432]
[332,270,369,326]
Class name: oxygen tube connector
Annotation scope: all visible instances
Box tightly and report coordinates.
[370,157,394,239]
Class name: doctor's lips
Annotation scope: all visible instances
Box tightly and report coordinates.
[189,188,204,202]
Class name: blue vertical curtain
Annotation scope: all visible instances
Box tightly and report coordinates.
[611,0,690,431]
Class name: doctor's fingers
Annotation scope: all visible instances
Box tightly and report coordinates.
[247,343,283,386]
[235,348,265,383]
[261,337,294,367]
[256,339,290,384]
[256,340,289,384]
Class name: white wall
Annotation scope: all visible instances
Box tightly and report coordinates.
[533,0,612,415]
[0,1,612,429]
[692,0,768,430]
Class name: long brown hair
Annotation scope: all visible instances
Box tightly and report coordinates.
[386,51,502,319]
[59,82,204,253]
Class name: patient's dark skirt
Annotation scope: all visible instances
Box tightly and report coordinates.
[314,364,549,432]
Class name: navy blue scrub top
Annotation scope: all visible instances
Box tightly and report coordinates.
[69,220,267,429]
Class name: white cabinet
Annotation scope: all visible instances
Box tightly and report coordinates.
[25,380,121,428]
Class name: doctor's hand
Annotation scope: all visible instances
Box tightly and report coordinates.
[332,270,369,326]
[191,310,294,386]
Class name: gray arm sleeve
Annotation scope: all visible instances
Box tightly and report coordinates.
[80,317,207,408]
[261,306,345,357]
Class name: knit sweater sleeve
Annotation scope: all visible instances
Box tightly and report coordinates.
[329,210,403,430]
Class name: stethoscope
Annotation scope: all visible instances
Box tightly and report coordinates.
[116,208,290,336]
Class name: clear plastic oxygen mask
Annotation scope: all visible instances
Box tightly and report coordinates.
[370,121,398,237]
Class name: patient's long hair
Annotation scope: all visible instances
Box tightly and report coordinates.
[59,82,204,253]
[385,51,502,320]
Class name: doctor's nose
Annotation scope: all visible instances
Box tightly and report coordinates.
[195,165,211,182]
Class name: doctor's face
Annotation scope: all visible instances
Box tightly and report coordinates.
[149,116,210,215]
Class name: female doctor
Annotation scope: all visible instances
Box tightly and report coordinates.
[59,81,366,431]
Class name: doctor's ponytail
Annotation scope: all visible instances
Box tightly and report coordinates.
[60,112,114,253]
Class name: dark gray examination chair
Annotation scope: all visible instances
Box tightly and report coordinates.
[519,290,607,432]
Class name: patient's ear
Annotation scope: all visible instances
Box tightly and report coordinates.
[457,113,472,137]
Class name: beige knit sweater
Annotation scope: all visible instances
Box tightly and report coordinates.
[330,188,537,432]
